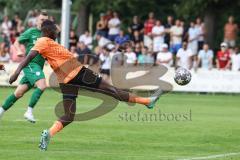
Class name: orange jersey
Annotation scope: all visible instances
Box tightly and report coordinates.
[31,37,82,83]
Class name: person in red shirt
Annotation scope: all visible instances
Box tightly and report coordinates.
[144,12,155,48]
[144,12,155,35]
[216,42,231,70]
[224,16,238,47]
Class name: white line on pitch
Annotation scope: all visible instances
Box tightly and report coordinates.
[177,152,240,160]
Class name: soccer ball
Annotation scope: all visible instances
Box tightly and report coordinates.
[174,67,191,86]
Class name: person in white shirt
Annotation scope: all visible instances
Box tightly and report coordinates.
[188,22,199,55]
[138,46,154,65]
[79,30,93,49]
[96,34,111,47]
[125,46,137,64]
[197,43,213,70]
[152,20,165,53]
[99,46,112,82]
[195,18,205,51]
[1,16,12,36]
[230,47,240,71]
[0,46,10,62]
[176,41,194,69]
[27,11,37,27]
[108,12,121,41]
[170,19,183,54]
[156,43,173,67]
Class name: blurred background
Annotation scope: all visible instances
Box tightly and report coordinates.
[0,0,240,92]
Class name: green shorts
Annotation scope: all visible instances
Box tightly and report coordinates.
[19,63,45,88]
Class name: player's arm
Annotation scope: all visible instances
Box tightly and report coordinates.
[14,38,25,56]
[9,51,39,84]
[15,29,31,56]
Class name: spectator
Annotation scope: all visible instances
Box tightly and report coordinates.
[144,12,155,48]
[197,43,213,70]
[96,33,111,47]
[152,20,165,53]
[114,30,130,45]
[138,46,154,64]
[79,30,93,49]
[11,13,23,33]
[134,43,142,57]
[170,19,183,54]
[1,16,12,37]
[224,16,238,48]
[128,16,144,36]
[108,12,121,41]
[230,47,240,71]
[100,46,111,82]
[76,41,91,64]
[131,30,144,46]
[107,43,117,58]
[27,10,37,27]
[125,46,137,64]
[0,33,9,47]
[156,43,173,67]
[164,15,174,46]
[176,41,194,69]
[103,10,113,22]
[195,18,205,51]
[69,29,78,49]
[96,13,108,38]
[0,45,10,62]
[187,21,199,55]
[70,46,78,57]
[9,29,17,44]
[216,42,231,70]
[181,20,188,41]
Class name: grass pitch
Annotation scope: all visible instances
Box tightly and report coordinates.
[0,87,240,160]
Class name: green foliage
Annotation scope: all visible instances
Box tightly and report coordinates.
[0,0,60,18]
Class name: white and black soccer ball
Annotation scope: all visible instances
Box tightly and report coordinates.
[174,67,191,86]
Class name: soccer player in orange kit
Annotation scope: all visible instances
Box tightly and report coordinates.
[9,20,162,151]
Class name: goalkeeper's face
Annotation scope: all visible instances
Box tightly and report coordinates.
[41,20,57,40]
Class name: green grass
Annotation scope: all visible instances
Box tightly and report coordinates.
[0,87,240,160]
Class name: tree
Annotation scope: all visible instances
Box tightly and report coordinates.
[0,0,60,18]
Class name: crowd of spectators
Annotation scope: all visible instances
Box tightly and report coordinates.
[73,11,240,81]
[1,10,240,80]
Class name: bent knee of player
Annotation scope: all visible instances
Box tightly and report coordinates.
[36,79,47,91]
[14,90,25,98]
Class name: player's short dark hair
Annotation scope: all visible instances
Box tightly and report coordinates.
[41,20,57,38]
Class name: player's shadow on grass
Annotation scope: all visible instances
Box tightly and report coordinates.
[55,87,119,121]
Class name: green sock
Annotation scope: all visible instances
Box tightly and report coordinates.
[2,94,18,110]
[28,88,44,108]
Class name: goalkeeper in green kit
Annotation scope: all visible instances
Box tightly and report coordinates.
[0,11,48,123]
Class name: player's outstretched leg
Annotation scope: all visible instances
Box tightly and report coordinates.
[0,84,29,119]
[97,79,162,109]
[24,79,46,123]
[39,96,76,151]
[38,70,162,151]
